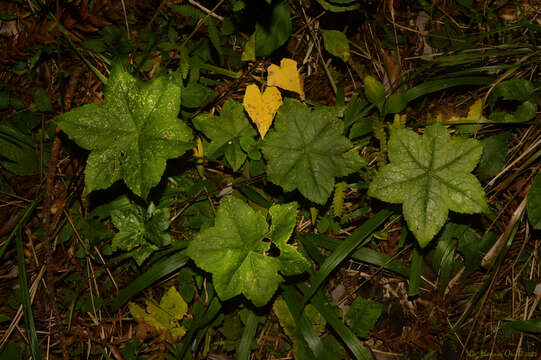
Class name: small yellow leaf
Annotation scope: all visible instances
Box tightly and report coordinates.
[128,286,187,341]
[243,84,283,138]
[449,99,487,122]
[267,58,305,100]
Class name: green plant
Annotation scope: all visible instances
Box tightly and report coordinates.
[4,1,540,358]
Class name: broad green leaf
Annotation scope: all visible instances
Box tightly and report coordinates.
[111,202,171,266]
[255,1,291,57]
[527,172,541,230]
[477,132,509,180]
[345,297,382,339]
[487,79,535,106]
[368,124,487,247]
[128,286,187,340]
[56,62,193,199]
[186,197,307,306]
[268,203,310,276]
[262,99,362,204]
[193,99,256,171]
[320,29,350,62]
[488,79,537,123]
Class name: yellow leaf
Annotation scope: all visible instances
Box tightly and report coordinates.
[449,99,487,122]
[128,286,187,341]
[243,84,283,138]
[267,58,305,100]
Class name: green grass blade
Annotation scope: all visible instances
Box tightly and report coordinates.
[282,285,331,360]
[302,209,393,305]
[237,310,259,360]
[299,283,373,360]
[176,297,222,358]
[404,76,494,103]
[302,234,410,277]
[408,246,423,297]
[110,251,189,310]
[14,208,42,359]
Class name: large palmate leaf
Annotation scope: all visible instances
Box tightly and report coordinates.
[56,63,193,199]
[369,124,487,247]
[262,99,362,204]
[193,99,257,171]
[186,196,307,307]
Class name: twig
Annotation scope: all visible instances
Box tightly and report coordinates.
[188,0,224,21]
[481,197,527,270]
[298,3,337,95]
[41,67,82,360]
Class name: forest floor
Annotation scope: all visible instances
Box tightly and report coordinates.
[0,1,540,359]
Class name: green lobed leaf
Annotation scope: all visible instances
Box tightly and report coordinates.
[193,99,256,171]
[187,196,308,307]
[56,62,193,199]
[268,203,311,276]
[527,172,541,230]
[368,124,487,247]
[111,202,171,266]
[262,99,363,204]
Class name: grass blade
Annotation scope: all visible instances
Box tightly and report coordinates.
[237,310,260,360]
[282,285,331,360]
[302,234,410,277]
[0,199,39,259]
[404,76,494,103]
[408,246,423,297]
[14,202,42,359]
[110,250,189,310]
[302,209,392,305]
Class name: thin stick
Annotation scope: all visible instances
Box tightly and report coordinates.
[188,0,224,21]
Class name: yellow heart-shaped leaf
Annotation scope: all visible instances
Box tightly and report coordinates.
[267,58,305,100]
[243,84,283,138]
